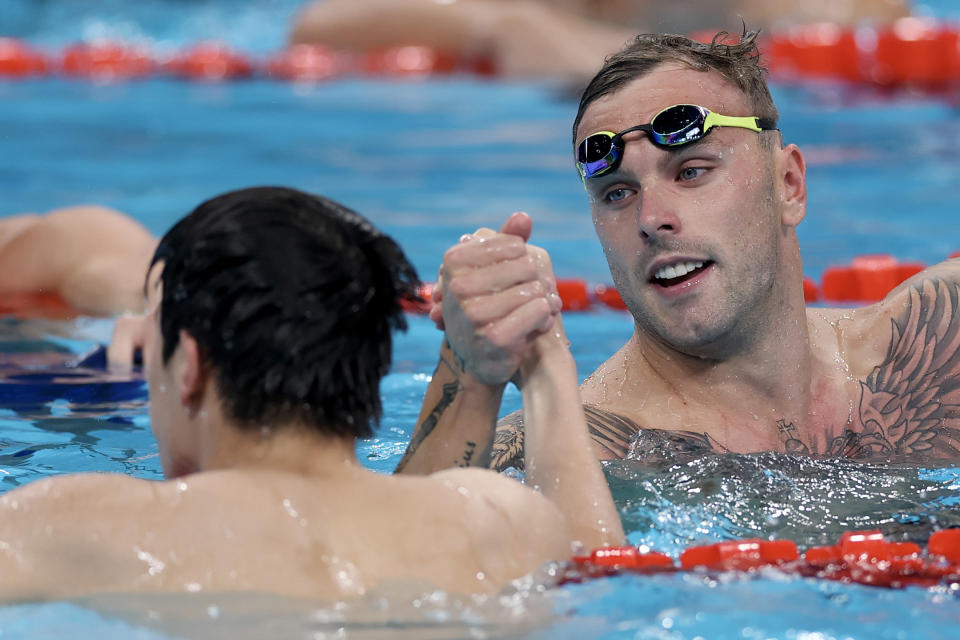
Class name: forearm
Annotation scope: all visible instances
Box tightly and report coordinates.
[394,339,506,474]
[521,338,624,548]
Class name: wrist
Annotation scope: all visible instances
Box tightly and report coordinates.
[439,339,507,393]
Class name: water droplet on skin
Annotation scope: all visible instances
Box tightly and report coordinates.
[282,498,300,519]
[476,571,486,581]
[207,605,220,619]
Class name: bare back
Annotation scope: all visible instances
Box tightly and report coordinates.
[0,467,570,602]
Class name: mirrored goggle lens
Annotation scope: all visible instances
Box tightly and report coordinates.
[650,105,708,146]
[577,133,616,163]
[651,104,702,135]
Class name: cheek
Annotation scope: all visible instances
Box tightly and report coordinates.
[592,209,636,253]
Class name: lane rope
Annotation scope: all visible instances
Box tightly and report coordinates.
[4,17,960,86]
[564,528,960,590]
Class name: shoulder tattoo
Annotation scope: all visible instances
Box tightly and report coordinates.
[491,411,524,472]
[848,279,960,458]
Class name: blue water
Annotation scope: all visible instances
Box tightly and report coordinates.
[2,1,960,638]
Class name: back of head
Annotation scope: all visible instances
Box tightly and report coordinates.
[573,30,778,144]
[152,186,420,439]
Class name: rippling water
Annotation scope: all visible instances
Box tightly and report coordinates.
[608,454,960,555]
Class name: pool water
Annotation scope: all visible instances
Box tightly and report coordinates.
[2,0,960,638]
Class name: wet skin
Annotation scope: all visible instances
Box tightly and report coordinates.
[486,65,960,464]
[395,63,960,480]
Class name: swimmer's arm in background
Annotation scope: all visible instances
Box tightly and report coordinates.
[0,206,156,317]
[106,313,148,369]
[394,213,560,475]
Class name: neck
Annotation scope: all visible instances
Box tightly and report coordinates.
[630,262,812,416]
[185,397,361,478]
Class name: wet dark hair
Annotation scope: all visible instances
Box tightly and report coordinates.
[573,30,779,145]
[150,186,420,439]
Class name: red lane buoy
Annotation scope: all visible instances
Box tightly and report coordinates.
[928,528,960,563]
[820,254,926,303]
[680,539,798,571]
[361,46,458,77]
[61,42,155,81]
[0,292,78,320]
[399,283,435,314]
[568,528,960,590]
[265,44,343,82]
[871,18,960,89]
[767,23,861,83]
[0,38,48,77]
[556,278,591,311]
[593,284,627,310]
[586,546,674,570]
[802,276,820,303]
[165,42,253,81]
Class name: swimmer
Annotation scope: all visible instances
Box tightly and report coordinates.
[290,0,910,80]
[397,30,960,474]
[0,186,622,602]
[0,205,156,317]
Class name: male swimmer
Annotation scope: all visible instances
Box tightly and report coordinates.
[0,205,155,316]
[0,186,621,602]
[290,0,909,80]
[397,31,960,475]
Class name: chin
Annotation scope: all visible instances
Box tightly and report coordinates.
[644,310,742,357]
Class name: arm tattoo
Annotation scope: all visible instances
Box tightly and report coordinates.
[489,405,729,471]
[491,411,524,472]
[456,441,477,468]
[394,357,463,472]
[847,279,960,459]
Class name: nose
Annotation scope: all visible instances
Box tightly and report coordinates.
[636,183,680,240]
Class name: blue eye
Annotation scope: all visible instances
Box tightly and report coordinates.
[678,167,706,181]
[604,188,632,203]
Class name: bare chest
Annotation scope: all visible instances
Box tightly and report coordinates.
[581,370,870,459]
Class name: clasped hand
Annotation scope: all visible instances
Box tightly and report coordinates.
[430,212,562,386]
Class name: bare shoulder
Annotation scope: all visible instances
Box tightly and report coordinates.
[3,472,155,513]
[429,467,533,503]
[428,468,571,559]
[815,259,960,372]
[811,261,960,459]
[429,468,564,528]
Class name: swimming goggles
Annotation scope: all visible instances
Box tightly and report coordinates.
[576,104,777,180]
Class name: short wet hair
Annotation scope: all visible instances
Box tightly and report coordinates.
[572,30,779,145]
[151,186,420,439]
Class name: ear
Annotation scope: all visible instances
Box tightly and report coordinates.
[778,144,807,228]
[177,330,208,409]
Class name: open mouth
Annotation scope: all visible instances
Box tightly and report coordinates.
[650,260,712,288]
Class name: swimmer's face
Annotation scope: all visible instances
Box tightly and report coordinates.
[144,262,196,478]
[576,63,805,355]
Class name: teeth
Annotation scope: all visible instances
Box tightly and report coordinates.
[655,261,704,281]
